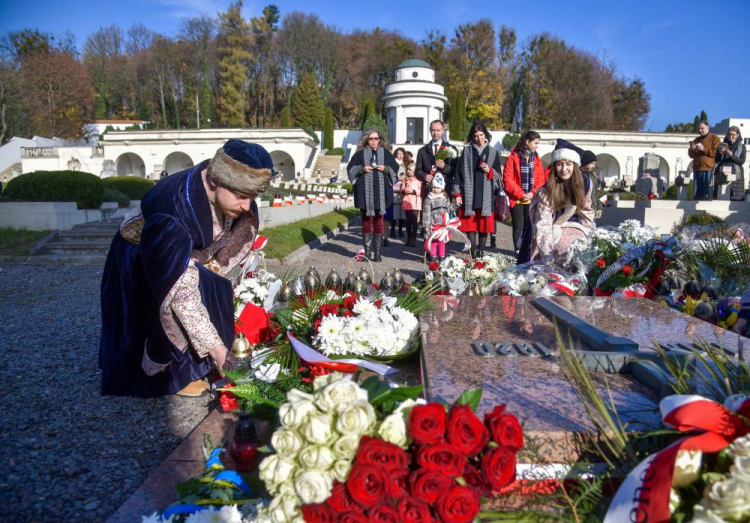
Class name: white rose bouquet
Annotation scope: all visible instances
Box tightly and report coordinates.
[234,269,281,315]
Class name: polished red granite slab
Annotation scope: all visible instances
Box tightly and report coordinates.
[420,296,745,461]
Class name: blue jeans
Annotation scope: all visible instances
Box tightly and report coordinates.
[694,171,712,200]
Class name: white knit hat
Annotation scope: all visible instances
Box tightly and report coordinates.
[432,173,446,190]
[551,147,581,165]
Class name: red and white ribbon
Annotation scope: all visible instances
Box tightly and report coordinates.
[355,248,366,262]
[603,394,750,523]
[425,213,469,252]
[288,334,396,376]
[242,235,269,273]
[547,281,576,296]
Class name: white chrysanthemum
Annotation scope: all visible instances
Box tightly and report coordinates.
[352,297,376,315]
[183,505,244,523]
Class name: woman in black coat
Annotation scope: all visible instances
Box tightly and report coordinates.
[713,126,747,200]
[346,127,399,261]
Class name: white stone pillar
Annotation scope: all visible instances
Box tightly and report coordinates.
[395,105,405,144]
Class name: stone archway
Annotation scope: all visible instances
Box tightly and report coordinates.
[638,153,670,183]
[116,152,146,177]
[269,150,295,182]
[164,151,194,175]
[596,154,621,186]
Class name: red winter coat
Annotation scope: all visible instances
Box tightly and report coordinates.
[503,151,548,208]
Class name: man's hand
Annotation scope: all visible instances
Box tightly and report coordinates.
[364,165,374,173]
[435,159,445,169]
[426,174,434,183]
[696,143,704,152]
[209,345,232,372]
[455,196,463,207]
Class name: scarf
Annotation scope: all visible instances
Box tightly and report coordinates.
[462,143,496,217]
[363,146,386,216]
[520,152,535,192]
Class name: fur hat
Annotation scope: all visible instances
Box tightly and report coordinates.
[551,139,583,165]
[432,173,446,190]
[208,139,277,195]
[580,150,598,166]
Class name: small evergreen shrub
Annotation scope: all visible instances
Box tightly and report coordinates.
[340,183,353,193]
[103,188,131,207]
[684,212,726,227]
[325,147,345,156]
[102,176,154,200]
[4,170,104,209]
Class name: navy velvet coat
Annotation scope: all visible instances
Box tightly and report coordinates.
[99,161,248,397]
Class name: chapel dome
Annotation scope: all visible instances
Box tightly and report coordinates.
[396,58,434,70]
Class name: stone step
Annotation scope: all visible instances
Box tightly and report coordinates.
[23,254,108,265]
[313,154,343,175]
[45,241,110,255]
[59,230,117,242]
[72,222,121,231]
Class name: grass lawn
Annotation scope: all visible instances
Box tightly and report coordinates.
[263,207,359,260]
[0,228,51,256]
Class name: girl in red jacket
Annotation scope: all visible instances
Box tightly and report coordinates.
[503,131,548,253]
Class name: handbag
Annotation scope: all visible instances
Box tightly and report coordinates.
[493,187,511,222]
[714,167,728,185]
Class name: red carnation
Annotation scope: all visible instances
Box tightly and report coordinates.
[313,318,322,333]
[462,464,491,497]
[446,405,490,457]
[484,405,524,451]
[341,310,355,318]
[389,468,410,500]
[326,482,362,513]
[429,261,439,272]
[301,503,336,523]
[354,436,409,472]
[473,261,486,269]
[319,304,339,317]
[417,442,465,477]
[219,383,239,412]
[595,257,606,268]
[622,265,633,276]
[409,468,454,504]
[338,512,369,523]
[397,497,433,523]
[347,463,390,507]
[367,504,401,523]
[481,445,517,491]
[436,484,481,523]
[408,403,447,445]
[344,295,359,310]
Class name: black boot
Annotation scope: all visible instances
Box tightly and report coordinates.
[373,234,383,262]
[390,225,397,238]
[398,221,405,238]
[426,252,433,262]
[383,236,390,247]
[490,235,497,249]
[363,233,373,259]
[468,232,477,259]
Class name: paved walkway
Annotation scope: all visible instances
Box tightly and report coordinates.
[267,221,516,282]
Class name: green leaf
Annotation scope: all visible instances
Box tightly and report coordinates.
[220,369,247,382]
[257,445,273,454]
[455,388,483,411]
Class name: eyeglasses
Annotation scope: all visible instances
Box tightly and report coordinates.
[368,137,380,141]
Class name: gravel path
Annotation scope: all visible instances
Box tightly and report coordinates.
[0,221,514,522]
[0,265,212,523]
[267,221,515,281]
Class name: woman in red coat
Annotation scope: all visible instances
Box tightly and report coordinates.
[503,131,547,254]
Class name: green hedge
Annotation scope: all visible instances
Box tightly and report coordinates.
[325,147,345,156]
[606,189,647,201]
[684,212,726,227]
[104,188,131,207]
[4,170,104,209]
[102,176,154,200]
[340,183,353,194]
[664,181,695,200]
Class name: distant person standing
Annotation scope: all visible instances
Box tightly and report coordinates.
[713,126,746,200]
[688,120,721,200]
[416,120,456,239]
[580,151,602,219]
[503,131,547,253]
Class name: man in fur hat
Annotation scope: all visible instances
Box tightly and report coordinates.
[99,139,275,398]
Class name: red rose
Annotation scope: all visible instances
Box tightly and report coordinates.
[347,463,390,507]
[429,261,439,272]
[326,482,362,513]
[408,403,447,445]
[367,504,401,523]
[301,503,336,523]
[319,304,339,317]
[473,261,486,269]
[219,383,239,412]
[409,468,453,504]
[481,446,517,491]
[484,405,524,451]
[462,464,491,497]
[344,295,359,310]
[397,497,432,523]
[389,468,410,500]
[446,405,489,457]
[338,512,369,523]
[355,436,409,472]
[436,485,480,523]
[622,265,633,276]
[417,443,465,477]
[595,257,606,268]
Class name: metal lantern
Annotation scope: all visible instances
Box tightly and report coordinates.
[304,268,321,292]
[666,275,681,290]
[325,269,342,289]
[471,283,483,296]
[358,267,372,285]
[466,284,478,297]
[344,271,358,292]
[694,301,716,322]
[306,266,321,286]
[290,276,307,296]
[700,285,718,300]
[353,277,368,295]
[379,271,396,294]
[277,282,294,302]
[683,280,700,298]
[393,268,405,290]
[231,333,252,360]
[229,412,259,472]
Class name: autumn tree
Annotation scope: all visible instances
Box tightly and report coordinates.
[20,50,94,138]
[248,5,280,126]
[216,1,253,127]
[292,71,324,129]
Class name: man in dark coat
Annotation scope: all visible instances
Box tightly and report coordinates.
[415,120,456,237]
[99,140,275,398]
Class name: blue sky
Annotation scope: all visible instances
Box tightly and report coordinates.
[2,0,749,132]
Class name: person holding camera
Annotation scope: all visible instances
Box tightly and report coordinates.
[688,120,721,200]
[713,126,746,200]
